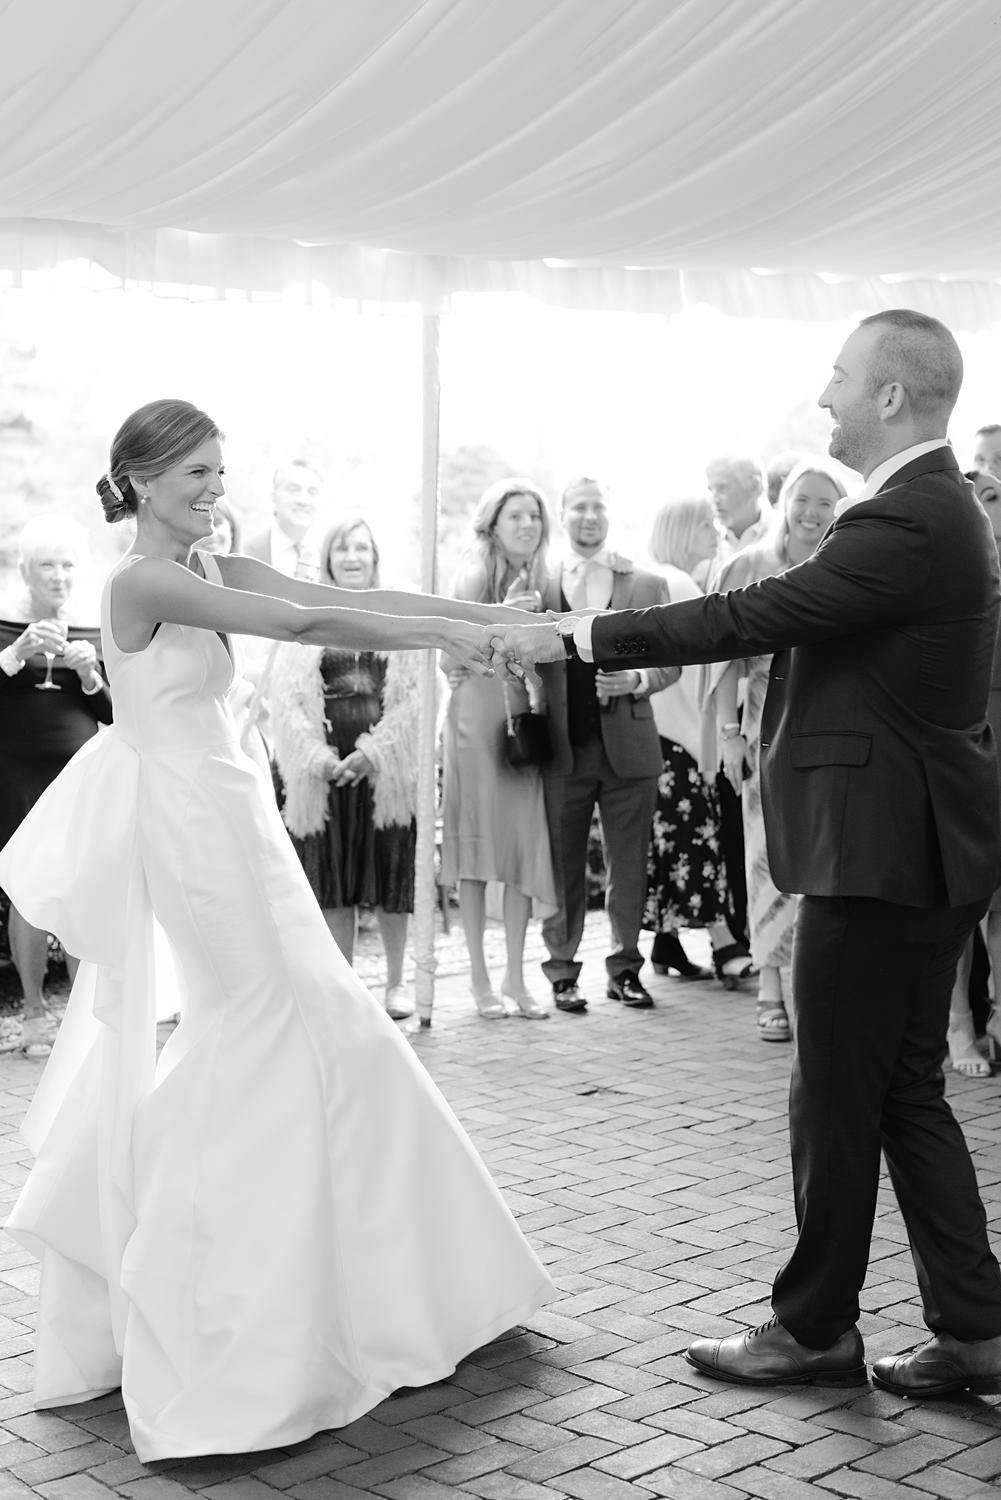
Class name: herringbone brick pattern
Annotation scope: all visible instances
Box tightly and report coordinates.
[1,916,1000,1497]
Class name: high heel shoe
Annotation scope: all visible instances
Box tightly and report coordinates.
[500,982,549,1019]
[650,932,712,981]
[947,1009,991,1078]
[384,984,415,1021]
[711,941,754,991]
[472,986,507,1020]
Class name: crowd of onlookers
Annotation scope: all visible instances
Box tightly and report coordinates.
[3,429,1001,1070]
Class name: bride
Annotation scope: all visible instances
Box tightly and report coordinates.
[0,399,553,1463]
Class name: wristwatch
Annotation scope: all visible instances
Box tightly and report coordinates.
[556,619,579,660]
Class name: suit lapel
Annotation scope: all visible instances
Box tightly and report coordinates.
[610,568,635,609]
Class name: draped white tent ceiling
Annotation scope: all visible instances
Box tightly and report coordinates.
[2,0,1001,323]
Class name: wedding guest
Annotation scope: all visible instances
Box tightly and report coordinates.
[643,497,749,983]
[243,463,323,762]
[0,515,111,1056]
[441,478,557,1019]
[271,516,420,1020]
[703,453,770,956]
[537,478,677,1013]
[0,398,551,1463]
[974,424,1001,478]
[705,460,846,1040]
[705,454,771,578]
[244,457,323,577]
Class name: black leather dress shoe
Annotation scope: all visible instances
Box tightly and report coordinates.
[872,1333,1001,1397]
[552,979,587,1013]
[686,1316,866,1387]
[606,972,654,1007]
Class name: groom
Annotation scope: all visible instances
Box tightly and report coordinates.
[488,309,1001,1396]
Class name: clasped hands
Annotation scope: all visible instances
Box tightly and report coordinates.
[445,610,598,683]
[479,618,571,683]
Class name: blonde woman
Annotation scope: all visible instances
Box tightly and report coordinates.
[441,478,557,1018]
[706,459,846,1041]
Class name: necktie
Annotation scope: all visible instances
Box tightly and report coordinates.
[569,559,591,611]
[294,543,320,582]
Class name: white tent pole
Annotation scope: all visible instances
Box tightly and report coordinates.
[413,310,442,1027]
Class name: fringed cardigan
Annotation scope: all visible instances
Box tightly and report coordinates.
[270,643,423,838]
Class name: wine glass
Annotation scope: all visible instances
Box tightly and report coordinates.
[35,650,62,691]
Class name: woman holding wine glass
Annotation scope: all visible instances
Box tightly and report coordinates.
[440,478,558,1018]
[0,514,111,1056]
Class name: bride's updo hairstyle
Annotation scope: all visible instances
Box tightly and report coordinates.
[96,399,221,524]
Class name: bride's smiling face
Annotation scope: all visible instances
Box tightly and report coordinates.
[138,438,226,544]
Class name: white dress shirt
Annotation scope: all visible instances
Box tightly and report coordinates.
[706,507,772,589]
[842,439,950,512]
[561,549,648,690]
[561,548,614,610]
[268,523,302,579]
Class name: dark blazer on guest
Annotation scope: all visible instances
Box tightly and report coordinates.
[589,447,1001,909]
[540,562,675,779]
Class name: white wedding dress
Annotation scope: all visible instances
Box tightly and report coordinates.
[0,553,552,1463]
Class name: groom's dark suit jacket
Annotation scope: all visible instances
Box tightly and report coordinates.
[590,447,1001,908]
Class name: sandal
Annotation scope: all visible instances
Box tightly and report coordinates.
[0,1014,57,1058]
[472,986,507,1020]
[500,983,549,1019]
[712,941,754,991]
[756,999,791,1043]
[947,1011,991,1078]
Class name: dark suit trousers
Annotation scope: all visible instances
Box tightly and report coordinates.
[772,894,1001,1348]
[541,737,659,983]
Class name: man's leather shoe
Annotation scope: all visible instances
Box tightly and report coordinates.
[552,979,587,1013]
[686,1316,866,1387]
[872,1333,1001,1397]
[607,972,653,1008]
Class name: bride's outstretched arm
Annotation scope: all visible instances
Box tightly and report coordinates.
[112,557,494,674]
[213,552,530,625]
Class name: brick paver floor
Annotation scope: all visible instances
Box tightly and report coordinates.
[1,914,1000,1498]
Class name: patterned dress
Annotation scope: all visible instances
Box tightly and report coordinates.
[642,563,728,936]
[643,740,727,934]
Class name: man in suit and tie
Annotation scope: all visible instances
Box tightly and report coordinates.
[489,311,1001,1394]
[244,458,324,578]
[538,477,677,1013]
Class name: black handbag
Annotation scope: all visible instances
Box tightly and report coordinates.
[501,684,553,768]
